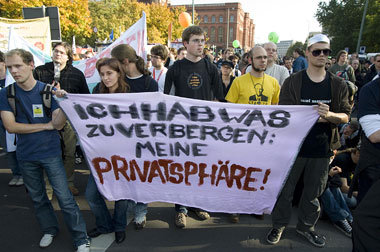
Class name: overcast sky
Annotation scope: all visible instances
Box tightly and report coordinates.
[170,0,327,44]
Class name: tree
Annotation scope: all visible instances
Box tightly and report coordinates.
[0,0,92,45]
[286,41,307,57]
[316,0,380,54]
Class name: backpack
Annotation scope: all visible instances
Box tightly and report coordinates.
[6,83,54,121]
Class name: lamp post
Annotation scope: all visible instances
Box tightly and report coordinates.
[226,8,229,48]
[356,0,369,53]
[192,0,195,25]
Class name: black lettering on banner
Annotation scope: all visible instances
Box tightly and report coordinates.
[150,123,167,137]
[141,102,167,121]
[167,102,190,121]
[115,123,134,137]
[233,128,248,143]
[200,126,218,140]
[175,142,190,156]
[155,142,167,156]
[217,126,234,142]
[190,106,215,122]
[247,129,268,144]
[218,108,250,123]
[86,124,99,137]
[135,123,149,138]
[87,103,108,119]
[136,142,156,158]
[192,143,208,156]
[169,124,185,138]
[243,110,266,127]
[73,104,89,120]
[108,104,140,119]
[99,124,114,136]
[186,125,200,139]
[268,110,291,128]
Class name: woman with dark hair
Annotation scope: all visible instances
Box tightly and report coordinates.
[111,44,158,230]
[292,47,308,72]
[85,57,132,244]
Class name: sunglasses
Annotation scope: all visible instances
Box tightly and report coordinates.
[311,49,332,57]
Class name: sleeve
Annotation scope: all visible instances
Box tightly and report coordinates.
[271,79,280,104]
[348,66,356,83]
[280,66,290,86]
[0,88,12,112]
[164,66,175,94]
[358,82,380,118]
[279,76,297,105]
[359,115,380,138]
[337,78,352,117]
[225,78,239,103]
[211,65,225,101]
[51,95,60,112]
[78,71,90,94]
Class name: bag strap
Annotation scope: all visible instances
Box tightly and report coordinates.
[39,83,53,117]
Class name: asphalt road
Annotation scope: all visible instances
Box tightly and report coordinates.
[0,154,352,252]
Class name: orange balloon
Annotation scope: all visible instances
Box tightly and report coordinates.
[179,12,192,28]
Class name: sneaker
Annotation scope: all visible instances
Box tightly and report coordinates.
[69,186,80,196]
[296,229,326,247]
[347,218,353,227]
[8,177,18,186]
[76,241,90,252]
[333,219,352,237]
[194,210,210,220]
[39,234,54,248]
[134,216,146,230]
[15,177,24,186]
[266,227,284,245]
[230,214,240,223]
[175,212,187,228]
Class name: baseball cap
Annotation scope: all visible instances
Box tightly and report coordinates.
[221,60,234,68]
[307,34,330,47]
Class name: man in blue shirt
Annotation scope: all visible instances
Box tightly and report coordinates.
[0,49,89,252]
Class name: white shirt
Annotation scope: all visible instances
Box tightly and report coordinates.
[149,66,168,93]
[265,64,290,86]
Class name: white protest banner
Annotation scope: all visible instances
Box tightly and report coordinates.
[73,12,147,90]
[0,17,51,55]
[58,93,319,214]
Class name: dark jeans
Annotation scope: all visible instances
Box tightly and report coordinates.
[18,156,88,248]
[320,187,353,223]
[272,156,329,232]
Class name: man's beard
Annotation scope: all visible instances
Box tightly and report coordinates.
[253,64,266,73]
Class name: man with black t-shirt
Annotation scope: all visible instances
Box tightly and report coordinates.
[164,25,224,228]
[266,34,351,248]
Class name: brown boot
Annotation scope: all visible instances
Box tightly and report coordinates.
[175,212,186,228]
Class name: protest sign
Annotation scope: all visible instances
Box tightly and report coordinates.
[58,93,319,214]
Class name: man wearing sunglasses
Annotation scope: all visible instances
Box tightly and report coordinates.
[266,34,351,248]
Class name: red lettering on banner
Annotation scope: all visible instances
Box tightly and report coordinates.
[243,167,262,191]
[148,160,166,183]
[169,163,184,184]
[230,164,247,189]
[260,169,271,190]
[129,159,149,182]
[216,161,230,187]
[158,159,173,181]
[125,34,136,45]
[111,155,130,181]
[184,161,198,186]
[84,57,97,78]
[198,163,209,185]
[92,157,112,184]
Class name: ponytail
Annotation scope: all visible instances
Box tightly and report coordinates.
[136,56,150,75]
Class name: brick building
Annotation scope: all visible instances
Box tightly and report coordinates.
[172,2,255,52]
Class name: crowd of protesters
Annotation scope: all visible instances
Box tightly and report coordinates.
[0,25,379,252]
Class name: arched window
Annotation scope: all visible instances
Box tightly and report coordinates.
[211,15,216,23]
[210,27,216,42]
[204,15,208,23]
[230,15,235,22]
[218,27,223,43]
[219,15,223,23]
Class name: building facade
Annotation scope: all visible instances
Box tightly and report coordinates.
[276,40,294,58]
[172,2,255,52]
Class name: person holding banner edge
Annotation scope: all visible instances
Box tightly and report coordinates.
[164,25,225,228]
[266,34,351,248]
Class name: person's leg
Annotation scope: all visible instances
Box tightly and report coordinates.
[175,204,188,228]
[175,204,188,214]
[84,174,114,233]
[7,151,22,178]
[18,159,59,236]
[271,156,307,229]
[357,164,380,203]
[61,122,78,193]
[134,202,148,224]
[330,187,352,222]
[113,200,130,232]
[342,193,357,209]
[44,156,88,248]
[320,187,350,223]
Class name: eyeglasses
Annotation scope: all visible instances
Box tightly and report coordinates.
[311,49,332,57]
[190,39,206,44]
[151,55,161,59]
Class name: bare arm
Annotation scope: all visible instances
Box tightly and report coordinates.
[340,177,358,197]
[51,108,67,130]
[368,130,380,143]
[1,111,54,134]
[317,102,349,124]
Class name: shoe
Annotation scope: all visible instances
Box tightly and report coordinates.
[39,234,54,248]
[347,218,353,227]
[230,214,240,223]
[296,229,326,247]
[194,210,210,220]
[8,177,18,186]
[134,216,146,230]
[76,241,90,252]
[15,177,24,186]
[115,231,126,244]
[69,186,80,196]
[252,214,264,220]
[46,191,53,201]
[87,228,102,238]
[175,212,187,228]
[266,227,284,245]
[334,219,352,237]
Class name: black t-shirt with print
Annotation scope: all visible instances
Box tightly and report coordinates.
[164,58,224,101]
[298,71,333,158]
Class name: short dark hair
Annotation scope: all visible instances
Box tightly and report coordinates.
[150,44,168,60]
[294,48,305,57]
[0,51,4,63]
[336,50,348,61]
[177,47,186,55]
[53,42,73,65]
[5,49,34,65]
[182,25,204,43]
[374,54,380,62]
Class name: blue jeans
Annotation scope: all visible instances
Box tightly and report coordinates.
[18,156,88,248]
[85,174,131,232]
[342,193,357,208]
[7,151,22,177]
[134,202,148,224]
[320,187,353,223]
[175,204,188,215]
